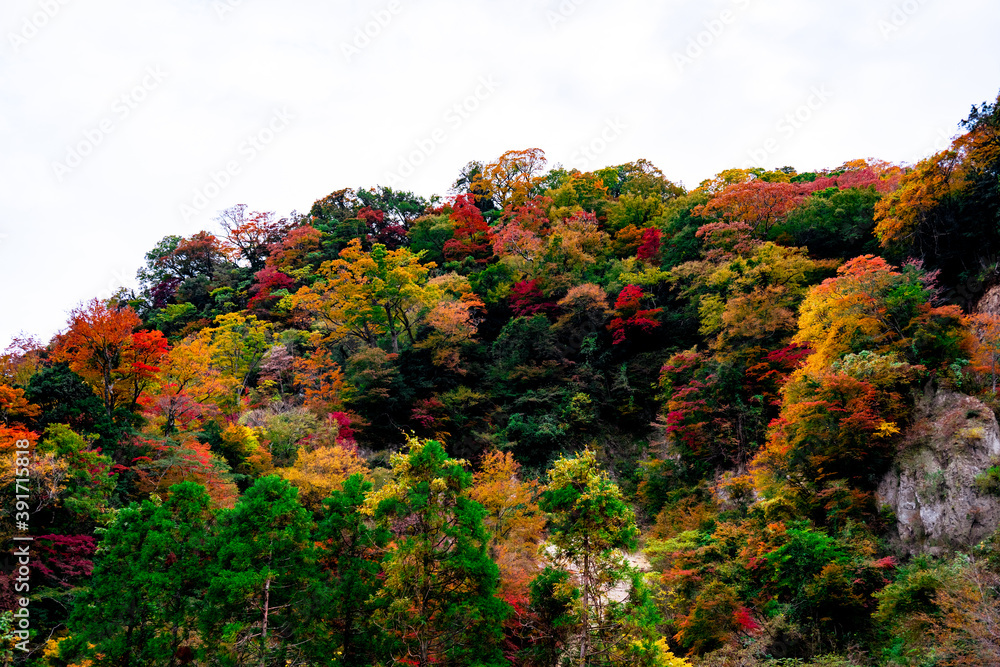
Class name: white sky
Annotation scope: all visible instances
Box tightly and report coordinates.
[2,0,999,349]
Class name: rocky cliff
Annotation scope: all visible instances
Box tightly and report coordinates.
[878,388,1000,556]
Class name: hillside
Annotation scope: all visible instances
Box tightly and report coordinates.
[1,93,1000,666]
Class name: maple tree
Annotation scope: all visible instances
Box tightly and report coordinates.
[467,449,545,600]
[195,311,273,403]
[608,284,662,345]
[472,147,548,210]
[294,238,434,353]
[443,193,494,265]
[52,299,168,420]
[0,384,39,427]
[277,443,368,511]
[693,180,803,237]
[217,204,294,272]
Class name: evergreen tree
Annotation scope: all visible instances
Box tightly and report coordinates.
[366,437,509,666]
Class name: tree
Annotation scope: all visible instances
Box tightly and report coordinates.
[291,239,434,353]
[795,255,960,372]
[468,449,545,597]
[0,384,39,427]
[443,194,494,266]
[312,473,390,666]
[137,232,235,312]
[62,482,217,666]
[355,185,428,248]
[608,285,662,345]
[365,437,509,667]
[472,148,548,210]
[52,299,168,420]
[203,476,317,666]
[694,180,803,237]
[196,312,273,402]
[539,448,640,666]
[967,312,1000,392]
[277,444,368,512]
[217,204,294,272]
[144,334,235,435]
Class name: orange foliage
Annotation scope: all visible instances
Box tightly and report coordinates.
[468,449,545,600]
[292,342,348,416]
[693,180,803,237]
[52,300,168,418]
[131,435,238,508]
[277,444,369,511]
[0,384,40,427]
[472,148,547,210]
[874,149,965,248]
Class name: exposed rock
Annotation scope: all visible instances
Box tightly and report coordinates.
[976,283,1000,317]
[877,388,1000,556]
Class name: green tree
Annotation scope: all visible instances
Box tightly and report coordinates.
[312,473,390,666]
[62,482,216,666]
[202,475,316,667]
[365,437,509,667]
[540,448,643,666]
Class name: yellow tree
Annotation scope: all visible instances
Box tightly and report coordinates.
[874,148,965,248]
[291,239,434,353]
[144,334,237,433]
[277,444,368,511]
[467,449,545,600]
[195,312,273,401]
[472,148,548,210]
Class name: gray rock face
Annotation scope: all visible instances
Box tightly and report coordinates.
[877,388,1000,556]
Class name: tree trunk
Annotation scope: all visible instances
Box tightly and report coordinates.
[579,549,589,666]
[260,577,271,667]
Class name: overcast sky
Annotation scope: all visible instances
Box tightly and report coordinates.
[2,0,999,349]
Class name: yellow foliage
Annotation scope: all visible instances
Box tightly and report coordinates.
[468,449,545,597]
[278,445,369,511]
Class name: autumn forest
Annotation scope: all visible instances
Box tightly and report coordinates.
[2,92,1000,666]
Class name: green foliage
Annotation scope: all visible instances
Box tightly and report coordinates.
[203,475,317,666]
[367,438,509,666]
[62,482,217,665]
[311,473,390,666]
[975,465,1000,494]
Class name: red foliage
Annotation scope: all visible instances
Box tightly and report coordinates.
[509,280,558,317]
[636,228,662,263]
[33,534,97,587]
[248,266,297,312]
[733,606,759,632]
[359,206,409,249]
[443,194,493,264]
[608,285,662,344]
